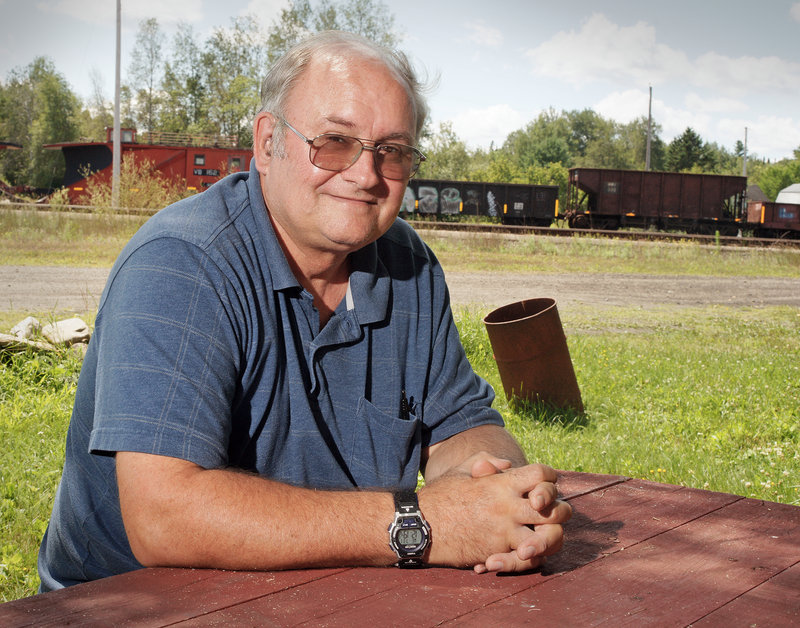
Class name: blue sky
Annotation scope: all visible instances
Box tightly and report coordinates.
[2,0,799,161]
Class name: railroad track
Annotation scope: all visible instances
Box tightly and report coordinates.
[410,220,800,248]
[3,202,798,248]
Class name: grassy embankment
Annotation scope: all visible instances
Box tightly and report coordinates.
[1,209,798,601]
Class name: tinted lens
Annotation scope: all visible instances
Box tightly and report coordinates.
[310,135,362,171]
[375,144,416,179]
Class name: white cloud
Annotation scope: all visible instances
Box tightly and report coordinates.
[40,0,205,26]
[446,104,529,149]
[683,92,748,115]
[735,115,800,160]
[693,51,800,97]
[592,89,652,124]
[525,12,800,100]
[463,20,504,47]
[525,14,689,87]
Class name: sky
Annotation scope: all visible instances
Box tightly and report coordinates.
[2,0,800,161]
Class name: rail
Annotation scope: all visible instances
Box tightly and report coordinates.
[2,202,799,248]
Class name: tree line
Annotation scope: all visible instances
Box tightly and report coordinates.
[1,0,798,201]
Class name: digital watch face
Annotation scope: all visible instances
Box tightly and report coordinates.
[394,516,428,553]
[397,526,423,548]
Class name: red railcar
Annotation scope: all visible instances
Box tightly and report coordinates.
[566,168,748,234]
[746,200,800,238]
[45,128,252,203]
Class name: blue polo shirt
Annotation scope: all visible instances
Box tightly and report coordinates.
[38,160,503,591]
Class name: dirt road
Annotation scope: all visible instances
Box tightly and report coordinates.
[3,264,799,315]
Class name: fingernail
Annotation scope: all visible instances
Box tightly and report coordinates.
[485,559,503,571]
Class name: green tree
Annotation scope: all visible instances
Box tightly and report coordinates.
[502,109,573,170]
[0,57,80,189]
[75,68,113,142]
[203,15,268,145]
[418,121,472,180]
[564,109,606,158]
[665,127,713,172]
[127,18,165,133]
[266,0,398,63]
[128,17,164,131]
[618,116,665,171]
[751,153,800,200]
[161,24,209,134]
[330,0,398,47]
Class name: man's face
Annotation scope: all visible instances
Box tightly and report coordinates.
[256,55,416,263]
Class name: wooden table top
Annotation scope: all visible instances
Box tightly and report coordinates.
[2,471,799,627]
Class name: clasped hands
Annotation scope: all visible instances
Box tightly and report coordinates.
[418,453,572,574]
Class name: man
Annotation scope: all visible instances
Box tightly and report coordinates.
[38,31,571,592]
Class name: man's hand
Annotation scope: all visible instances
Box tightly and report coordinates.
[418,462,571,574]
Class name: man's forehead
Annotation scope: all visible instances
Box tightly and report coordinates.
[287,55,415,134]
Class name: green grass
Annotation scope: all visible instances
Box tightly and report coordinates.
[3,208,800,277]
[0,209,147,267]
[1,347,82,601]
[422,230,800,278]
[455,304,800,504]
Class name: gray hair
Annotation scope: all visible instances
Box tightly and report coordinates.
[258,30,429,149]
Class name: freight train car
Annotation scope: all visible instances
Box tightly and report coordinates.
[44,128,252,203]
[746,199,800,238]
[566,168,748,234]
[401,178,559,226]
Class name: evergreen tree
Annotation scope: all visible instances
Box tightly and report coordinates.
[665,127,713,172]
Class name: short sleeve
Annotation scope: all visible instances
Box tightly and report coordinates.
[88,237,242,469]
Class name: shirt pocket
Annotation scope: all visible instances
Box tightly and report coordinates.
[347,397,422,489]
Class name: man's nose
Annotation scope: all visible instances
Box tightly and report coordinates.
[342,145,382,187]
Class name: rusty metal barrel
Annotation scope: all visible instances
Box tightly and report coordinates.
[483,298,583,412]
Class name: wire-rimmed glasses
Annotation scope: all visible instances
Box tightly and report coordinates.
[278,117,425,180]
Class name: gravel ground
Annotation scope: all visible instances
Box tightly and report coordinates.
[2,264,800,315]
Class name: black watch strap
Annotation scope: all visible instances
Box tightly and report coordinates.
[389,490,430,567]
[394,490,418,513]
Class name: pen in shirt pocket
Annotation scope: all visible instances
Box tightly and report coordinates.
[400,389,410,420]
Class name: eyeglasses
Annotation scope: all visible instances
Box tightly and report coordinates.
[277,117,425,180]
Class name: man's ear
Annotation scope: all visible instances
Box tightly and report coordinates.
[252,112,277,175]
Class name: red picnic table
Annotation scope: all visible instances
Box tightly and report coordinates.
[2,471,799,626]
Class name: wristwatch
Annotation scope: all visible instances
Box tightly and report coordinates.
[388,491,431,567]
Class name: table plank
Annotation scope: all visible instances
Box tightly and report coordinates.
[0,567,347,627]
[178,566,551,626]
[556,470,629,500]
[690,561,800,625]
[450,496,800,626]
[545,478,741,573]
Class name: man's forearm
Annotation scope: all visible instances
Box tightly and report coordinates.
[421,424,528,483]
[117,451,396,571]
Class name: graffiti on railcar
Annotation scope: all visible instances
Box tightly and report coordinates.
[418,186,439,214]
[440,187,461,214]
[404,181,502,217]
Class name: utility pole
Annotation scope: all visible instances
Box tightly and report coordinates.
[112,0,122,209]
[645,85,652,171]
[742,127,748,178]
